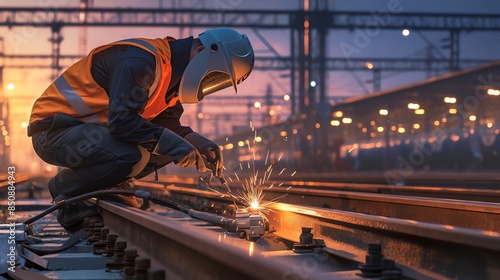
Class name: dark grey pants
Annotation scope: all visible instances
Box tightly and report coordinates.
[32,114,172,198]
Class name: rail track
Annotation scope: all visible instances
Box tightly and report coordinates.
[1,174,500,279]
[135,175,500,279]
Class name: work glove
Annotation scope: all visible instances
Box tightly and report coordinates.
[184,132,223,177]
[153,129,209,172]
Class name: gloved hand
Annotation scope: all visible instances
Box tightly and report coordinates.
[184,132,223,177]
[153,129,210,172]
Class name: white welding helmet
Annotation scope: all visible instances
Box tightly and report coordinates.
[178,28,254,103]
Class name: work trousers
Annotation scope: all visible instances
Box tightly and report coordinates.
[31,114,173,198]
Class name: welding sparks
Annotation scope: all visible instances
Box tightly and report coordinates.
[234,152,292,216]
[207,128,295,216]
[250,201,259,209]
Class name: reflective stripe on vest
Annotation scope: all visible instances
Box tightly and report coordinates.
[53,75,101,124]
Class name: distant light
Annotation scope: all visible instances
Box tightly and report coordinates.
[283,94,290,101]
[444,97,457,103]
[441,117,447,123]
[487,89,500,96]
[315,123,320,128]
[397,127,406,133]
[415,109,425,115]
[7,83,15,90]
[434,120,440,126]
[402,29,410,36]
[269,109,276,116]
[306,134,312,140]
[292,129,298,134]
[254,101,261,109]
[225,143,234,150]
[332,111,343,118]
[310,81,317,87]
[361,127,368,133]
[342,117,352,124]
[255,136,262,143]
[469,115,477,121]
[379,109,388,115]
[330,120,340,126]
[197,112,204,119]
[280,131,287,137]
[238,141,245,147]
[391,125,397,131]
[377,126,384,132]
[364,62,374,70]
[407,103,420,109]
[487,122,493,128]
[413,123,420,129]
[449,108,457,114]
[21,122,28,128]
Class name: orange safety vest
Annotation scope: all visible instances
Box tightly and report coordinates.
[29,38,179,125]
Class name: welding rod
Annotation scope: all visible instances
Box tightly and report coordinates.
[218,175,239,210]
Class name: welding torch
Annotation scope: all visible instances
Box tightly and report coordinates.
[139,191,266,241]
[200,154,239,208]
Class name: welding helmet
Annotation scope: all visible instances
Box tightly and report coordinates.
[178,28,254,103]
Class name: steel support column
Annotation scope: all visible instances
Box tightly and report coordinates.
[449,30,461,71]
[49,22,64,81]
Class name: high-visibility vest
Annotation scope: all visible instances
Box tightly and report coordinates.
[29,37,179,125]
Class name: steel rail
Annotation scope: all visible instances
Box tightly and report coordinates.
[277,172,500,189]
[133,181,500,279]
[141,174,500,202]
[266,202,500,280]
[97,200,309,280]
[262,186,500,232]
[136,179,500,232]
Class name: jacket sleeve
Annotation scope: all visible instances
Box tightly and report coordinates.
[150,101,194,138]
[107,55,164,150]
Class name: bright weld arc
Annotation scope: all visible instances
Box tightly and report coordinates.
[209,132,288,216]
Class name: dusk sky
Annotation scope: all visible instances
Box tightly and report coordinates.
[1,0,500,173]
[3,0,500,98]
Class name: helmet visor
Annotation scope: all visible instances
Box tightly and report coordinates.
[197,71,233,101]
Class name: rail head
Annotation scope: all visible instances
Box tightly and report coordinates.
[97,200,309,280]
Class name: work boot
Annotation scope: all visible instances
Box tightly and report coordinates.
[56,198,101,233]
[101,179,140,208]
[50,181,101,232]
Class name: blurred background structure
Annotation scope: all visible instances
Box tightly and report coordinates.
[1,0,500,175]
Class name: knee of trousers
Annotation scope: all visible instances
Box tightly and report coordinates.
[125,146,150,177]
